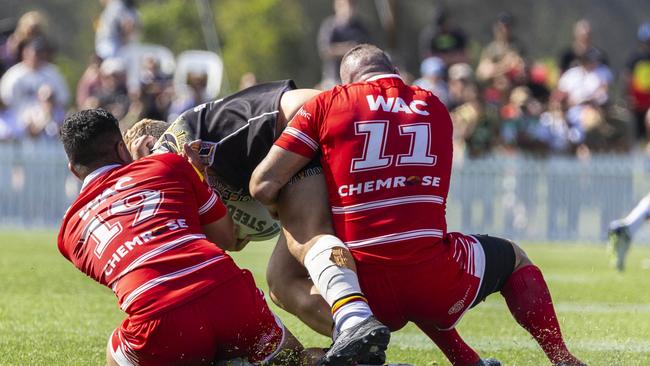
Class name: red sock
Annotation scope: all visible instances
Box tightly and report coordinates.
[417,326,480,366]
[501,265,583,365]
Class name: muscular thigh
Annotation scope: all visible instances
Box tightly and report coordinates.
[276,168,334,261]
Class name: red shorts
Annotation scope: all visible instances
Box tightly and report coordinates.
[109,269,284,366]
[356,232,485,331]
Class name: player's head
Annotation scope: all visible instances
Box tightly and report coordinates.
[60,109,132,180]
[339,44,398,84]
[123,118,170,150]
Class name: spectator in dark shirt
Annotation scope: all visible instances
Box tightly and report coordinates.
[317,0,370,85]
[625,21,650,140]
[559,19,608,73]
[418,8,468,66]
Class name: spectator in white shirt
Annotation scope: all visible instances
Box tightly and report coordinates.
[557,47,612,107]
[0,37,69,114]
[95,0,140,59]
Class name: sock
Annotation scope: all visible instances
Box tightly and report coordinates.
[501,265,583,365]
[418,327,480,366]
[619,195,650,236]
[303,235,372,336]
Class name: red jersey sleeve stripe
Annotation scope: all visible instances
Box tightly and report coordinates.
[198,192,219,215]
[120,254,226,311]
[331,195,444,214]
[283,127,319,151]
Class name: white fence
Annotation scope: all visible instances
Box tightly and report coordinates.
[1,140,649,243]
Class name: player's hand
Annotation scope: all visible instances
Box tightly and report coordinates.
[182,140,209,178]
[130,135,156,160]
[232,225,251,251]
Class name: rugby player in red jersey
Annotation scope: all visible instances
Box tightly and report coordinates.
[134,81,391,365]
[250,44,586,366]
[57,109,322,366]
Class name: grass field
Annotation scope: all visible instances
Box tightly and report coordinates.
[1,231,649,365]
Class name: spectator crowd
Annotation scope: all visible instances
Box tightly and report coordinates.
[1,0,649,162]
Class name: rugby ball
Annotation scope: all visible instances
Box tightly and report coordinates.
[223,199,281,242]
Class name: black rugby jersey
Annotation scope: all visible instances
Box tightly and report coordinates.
[154,80,297,192]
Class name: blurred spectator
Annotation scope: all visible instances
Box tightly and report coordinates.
[318,0,370,84]
[95,0,141,59]
[239,72,257,90]
[499,86,550,154]
[76,54,103,109]
[557,48,612,108]
[0,98,21,140]
[20,84,65,138]
[0,11,53,72]
[418,8,468,65]
[476,12,526,84]
[94,57,130,120]
[413,57,449,105]
[447,62,474,110]
[625,21,650,140]
[559,19,608,73]
[0,37,68,114]
[134,55,172,121]
[168,69,209,122]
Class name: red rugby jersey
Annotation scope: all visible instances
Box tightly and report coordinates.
[275,74,453,264]
[58,153,233,320]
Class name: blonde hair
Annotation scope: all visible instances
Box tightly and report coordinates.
[123,118,170,148]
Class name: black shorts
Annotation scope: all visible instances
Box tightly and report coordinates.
[471,234,516,307]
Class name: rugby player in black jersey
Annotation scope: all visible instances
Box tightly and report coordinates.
[126,80,390,366]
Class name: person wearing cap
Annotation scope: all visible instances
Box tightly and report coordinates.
[0,36,69,118]
[414,56,449,106]
[624,21,650,140]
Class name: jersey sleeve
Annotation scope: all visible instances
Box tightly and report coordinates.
[274,93,326,159]
[168,155,228,225]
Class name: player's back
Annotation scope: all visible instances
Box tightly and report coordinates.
[155,80,297,192]
[316,75,453,263]
[58,153,234,320]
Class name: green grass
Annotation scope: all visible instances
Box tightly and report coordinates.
[1,231,649,365]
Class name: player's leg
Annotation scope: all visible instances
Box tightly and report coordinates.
[276,170,389,364]
[266,232,333,336]
[607,193,650,270]
[472,235,585,366]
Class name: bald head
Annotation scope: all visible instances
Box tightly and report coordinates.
[339,44,397,84]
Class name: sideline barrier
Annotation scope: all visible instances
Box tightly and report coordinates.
[1,140,648,243]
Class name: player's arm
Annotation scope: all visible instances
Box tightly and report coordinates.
[250,146,312,208]
[250,95,324,209]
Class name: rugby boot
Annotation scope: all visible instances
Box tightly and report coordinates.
[607,223,631,271]
[356,350,385,365]
[317,316,390,366]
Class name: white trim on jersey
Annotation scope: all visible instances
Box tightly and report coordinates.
[198,191,218,215]
[365,73,404,82]
[345,228,443,249]
[111,233,206,284]
[109,329,137,366]
[81,164,121,191]
[283,127,319,151]
[439,235,486,331]
[259,314,287,364]
[120,254,226,311]
[331,194,444,214]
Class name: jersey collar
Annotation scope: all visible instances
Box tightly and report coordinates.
[81,164,121,191]
[365,73,403,82]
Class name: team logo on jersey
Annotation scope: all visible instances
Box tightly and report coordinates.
[366,95,430,116]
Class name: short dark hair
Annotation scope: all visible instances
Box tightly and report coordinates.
[340,44,396,83]
[60,109,123,170]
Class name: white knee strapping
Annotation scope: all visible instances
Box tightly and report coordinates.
[303,234,362,306]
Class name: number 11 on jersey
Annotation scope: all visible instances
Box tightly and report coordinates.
[351,121,437,173]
